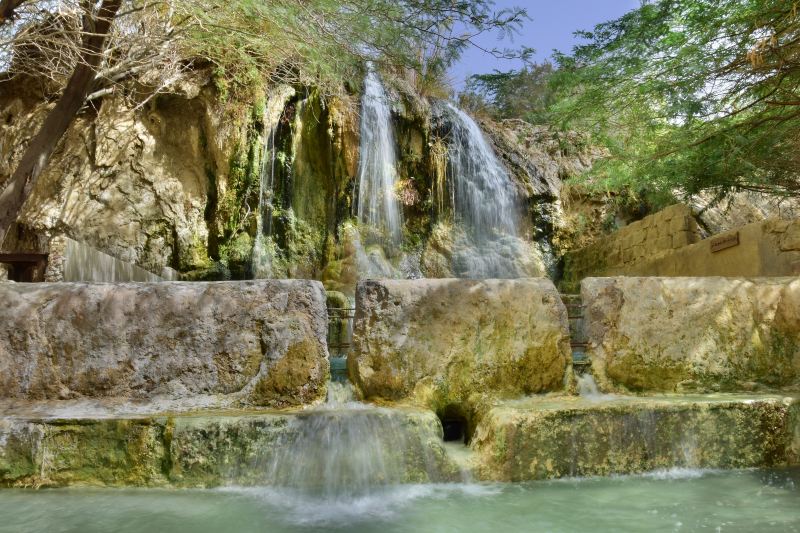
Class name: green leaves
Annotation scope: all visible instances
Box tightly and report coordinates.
[546,0,800,202]
[178,0,528,98]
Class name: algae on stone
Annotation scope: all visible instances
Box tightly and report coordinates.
[472,395,799,481]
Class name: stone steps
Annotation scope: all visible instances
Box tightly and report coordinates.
[561,293,590,369]
[4,393,797,487]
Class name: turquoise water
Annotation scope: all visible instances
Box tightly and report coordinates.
[1,468,798,532]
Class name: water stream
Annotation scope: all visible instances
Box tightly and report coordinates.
[246,380,456,520]
[252,86,296,279]
[576,373,615,402]
[357,69,402,246]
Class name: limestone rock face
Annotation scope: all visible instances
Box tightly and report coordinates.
[583,277,800,392]
[472,394,797,481]
[0,280,329,407]
[1,79,232,273]
[349,279,571,411]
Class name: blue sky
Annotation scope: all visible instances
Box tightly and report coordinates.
[449,0,641,88]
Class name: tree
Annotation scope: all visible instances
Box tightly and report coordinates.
[465,62,555,121]
[545,0,800,203]
[0,0,122,246]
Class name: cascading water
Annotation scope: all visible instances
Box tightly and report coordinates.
[356,69,402,246]
[252,86,295,279]
[250,381,459,523]
[576,373,615,402]
[443,102,518,240]
[436,103,544,279]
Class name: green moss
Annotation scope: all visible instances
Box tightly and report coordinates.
[218,232,253,279]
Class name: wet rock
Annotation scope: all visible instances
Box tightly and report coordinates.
[583,277,800,392]
[0,280,329,407]
[0,407,459,488]
[349,278,571,412]
[472,394,798,481]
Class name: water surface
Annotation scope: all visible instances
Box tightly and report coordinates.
[1,468,798,532]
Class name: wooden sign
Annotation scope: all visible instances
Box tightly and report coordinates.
[710,232,739,253]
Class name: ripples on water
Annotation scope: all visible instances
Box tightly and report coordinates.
[1,468,799,532]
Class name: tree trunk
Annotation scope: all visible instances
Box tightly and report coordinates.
[0,0,122,248]
[0,0,27,24]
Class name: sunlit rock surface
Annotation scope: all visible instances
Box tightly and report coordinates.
[583,277,800,393]
[472,394,800,481]
[349,278,571,411]
[0,280,328,407]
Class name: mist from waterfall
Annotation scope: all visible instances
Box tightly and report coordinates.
[357,69,402,245]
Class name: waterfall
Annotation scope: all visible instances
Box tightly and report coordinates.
[443,102,518,240]
[356,69,402,245]
[256,381,455,513]
[435,103,541,279]
[576,373,615,402]
[252,86,295,279]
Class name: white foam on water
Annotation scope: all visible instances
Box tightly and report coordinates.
[220,483,501,528]
[576,374,616,402]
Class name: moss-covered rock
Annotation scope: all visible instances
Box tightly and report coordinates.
[0,407,460,488]
[472,394,799,481]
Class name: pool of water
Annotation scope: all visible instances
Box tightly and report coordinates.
[1,468,798,532]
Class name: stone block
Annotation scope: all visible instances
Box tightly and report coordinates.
[0,407,459,487]
[781,221,800,251]
[670,215,690,234]
[582,277,800,392]
[473,395,796,481]
[0,281,329,407]
[672,231,691,248]
[622,247,635,264]
[349,279,571,410]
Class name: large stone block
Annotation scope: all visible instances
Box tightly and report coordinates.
[349,279,571,411]
[0,407,458,488]
[583,277,800,392]
[473,394,797,481]
[0,281,329,407]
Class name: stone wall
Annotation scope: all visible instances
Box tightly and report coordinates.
[582,277,800,393]
[562,204,702,291]
[562,206,800,292]
[348,278,571,417]
[0,280,329,407]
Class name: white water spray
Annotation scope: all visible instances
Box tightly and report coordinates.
[443,102,518,240]
[357,69,402,245]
